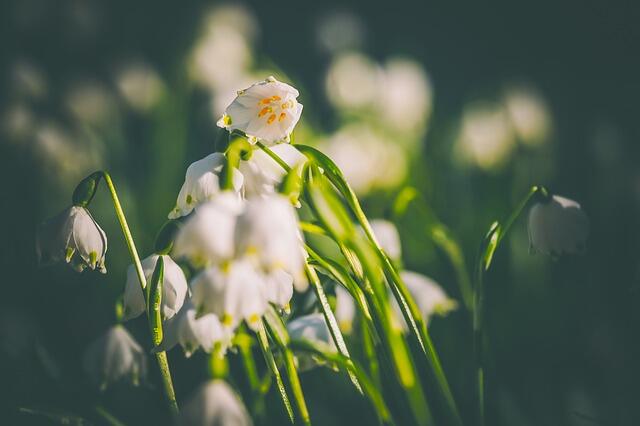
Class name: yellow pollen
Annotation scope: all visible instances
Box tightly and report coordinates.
[279,112,287,122]
[258,106,272,117]
[271,95,281,101]
[267,114,276,124]
[248,314,260,324]
[259,95,281,105]
[222,314,233,326]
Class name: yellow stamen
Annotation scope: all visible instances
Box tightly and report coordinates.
[222,314,233,326]
[258,106,272,117]
[279,112,287,122]
[267,114,276,124]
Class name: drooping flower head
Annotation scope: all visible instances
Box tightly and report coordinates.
[37,206,107,273]
[178,380,252,426]
[218,76,303,144]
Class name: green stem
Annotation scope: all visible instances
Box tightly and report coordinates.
[497,185,547,246]
[256,141,291,171]
[282,348,311,425]
[99,172,178,416]
[256,324,294,423]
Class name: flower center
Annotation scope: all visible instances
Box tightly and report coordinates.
[257,96,294,125]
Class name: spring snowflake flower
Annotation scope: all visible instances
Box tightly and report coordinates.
[178,380,252,426]
[218,76,303,144]
[528,194,589,256]
[235,194,308,290]
[122,254,188,321]
[168,153,243,219]
[37,206,108,273]
[287,313,337,371]
[83,325,146,390]
[368,219,402,262]
[190,259,269,331]
[172,192,243,266]
[264,270,294,310]
[239,144,307,198]
[158,302,229,357]
[335,285,356,333]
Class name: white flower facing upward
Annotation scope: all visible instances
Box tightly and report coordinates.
[168,153,243,219]
[172,192,243,266]
[190,259,270,331]
[218,76,303,144]
[158,302,229,357]
[239,143,307,198]
[37,206,107,273]
[178,380,252,426]
[122,254,188,321]
[235,195,308,290]
[287,313,337,371]
[83,325,146,390]
[528,194,589,256]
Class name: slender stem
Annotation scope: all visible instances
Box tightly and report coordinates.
[256,141,291,171]
[99,172,178,416]
[256,324,294,423]
[282,348,311,425]
[496,185,546,246]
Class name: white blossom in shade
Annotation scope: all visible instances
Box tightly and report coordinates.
[504,86,551,147]
[239,144,307,198]
[169,153,243,219]
[264,270,294,310]
[368,219,402,262]
[287,313,337,371]
[234,195,308,290]
[115,61,165,112]
[335,286,356,334]
[325,52,381,111]
[391,271,457,331]
[190,259,269,331]
[378,58,433,133]
[82,325,146,390]
[122,254,188,321]
[65,81,116,125]
[37,206,107,273]
[178,380,252,426]
[172,192,243,267]
[158,302,229,357]
[218,76,303,145]
[456,102,516,172]
[528,195,589,256]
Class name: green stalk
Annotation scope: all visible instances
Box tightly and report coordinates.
[99,172,179,415]
[256,140,291,171]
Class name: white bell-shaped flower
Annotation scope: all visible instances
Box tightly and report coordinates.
[287,313,337,371]
[122,254,188,321]
[234,194,307,290]
[178,380,252,426]
[37,206,108,273]
[264,269,294,310]
[190,259,269,331]
[391,271,457,331]
[335,285,356,334]
[158,302,229,357]
[82,325,146,390]
[168,153,243,219]
[218,76,303,145]
[239,144,306,198]
[368,219,402,262]
[528,194,589,256]
[172,192,243,266]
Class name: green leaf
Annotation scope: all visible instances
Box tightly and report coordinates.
[147,256,164,346]
[256,324,294,423]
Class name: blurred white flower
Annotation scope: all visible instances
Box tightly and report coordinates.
[235,194,308,290]
[392,271,457,330]
[378,58,433,133]
[11,60,47,100]
[115,62,165,112]
[504,86,551,147]
[287,313,337,371]
[158,302,229,357]
[528,195,589,256]
[368,219,402,262]
[335,286,356,333]
[325,52,380,110]
[456,102,516,172]
[218,76,303,145]
[1,103,34,142]
[190,259,269,332]
[264,269,294,310]
[172,192,243,266]
[65,81,116,125]
[321,124,407,195]
[315,11,365,54]
[37,206,107,273]
[239,144,307,198]
[83,325,146,390]
[168,153,243,219]
[178,380,252,426]
[122,254,188,321]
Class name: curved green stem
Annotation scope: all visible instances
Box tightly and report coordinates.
[257,324,294,423]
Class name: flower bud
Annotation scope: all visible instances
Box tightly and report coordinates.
[71,172,101,207]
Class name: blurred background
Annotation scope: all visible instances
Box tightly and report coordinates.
[1,0,639,424]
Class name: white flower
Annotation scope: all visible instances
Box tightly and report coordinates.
[190,259,269,331]
[172,192,243,266]
[335,285,356,334]
[368,219,402,262]
[234,195,307,290]
[168,153,243,219]
[264,270,294,310]
[218,76,303,144]
[37,206,107,273]
[325,52,380,111]
[528,195,589,256]
[392,271,457,331]
[504,86,551,147]
[115,61,165,112]
[239,144,306,198]
[82,325,146,390]
[178,380,252,426]
[122,254,188,321]
[287,313,337,371]
[158,302,229,357]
